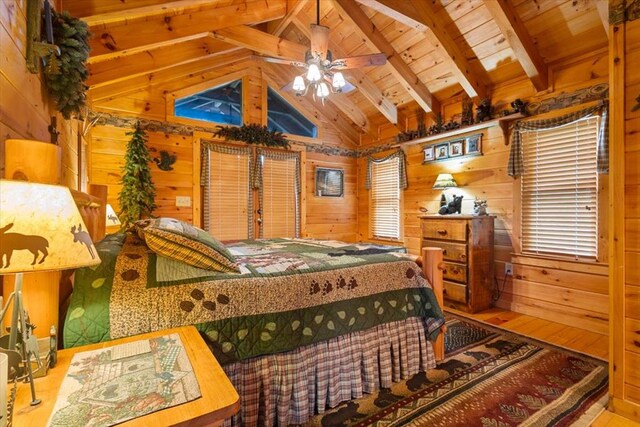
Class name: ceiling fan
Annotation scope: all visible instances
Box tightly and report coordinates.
[254,0,387,103]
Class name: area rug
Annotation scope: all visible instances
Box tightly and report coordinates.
[305,316,608,427]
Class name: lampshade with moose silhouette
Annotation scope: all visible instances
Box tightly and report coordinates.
[105,203,121,227]
[0,180,101,274]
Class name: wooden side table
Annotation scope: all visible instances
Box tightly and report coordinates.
[12,326,240,427]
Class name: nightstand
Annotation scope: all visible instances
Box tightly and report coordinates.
[11,326,240,427]
[419,215,495,313]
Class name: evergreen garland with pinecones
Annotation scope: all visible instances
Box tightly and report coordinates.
[42,10,90,119]
[213,124,290,149]
[118,125,156,229]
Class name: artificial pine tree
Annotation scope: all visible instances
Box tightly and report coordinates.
[118,125,156,229]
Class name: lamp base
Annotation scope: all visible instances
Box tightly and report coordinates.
[0,272,41,406]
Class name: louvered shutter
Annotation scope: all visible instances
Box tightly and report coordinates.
[206,146,251,240]
[521,116,599,259]
[261,154,299,238]
[370,156,401,240]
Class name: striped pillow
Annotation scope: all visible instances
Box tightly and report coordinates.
[135,218,239,273]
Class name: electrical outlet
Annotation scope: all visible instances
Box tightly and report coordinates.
[504,262,513,276]
[176,196,191,207]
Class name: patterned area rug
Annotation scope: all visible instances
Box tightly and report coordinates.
[305,316,608,427]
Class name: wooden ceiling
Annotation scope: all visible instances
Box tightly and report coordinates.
[70,0,608,145]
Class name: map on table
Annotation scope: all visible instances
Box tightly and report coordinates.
[47,333,201,427]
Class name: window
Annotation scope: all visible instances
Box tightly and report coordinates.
[175,80,242,125]
[370,156,401,240]
[267,87,317,138]
[520,116,599,259]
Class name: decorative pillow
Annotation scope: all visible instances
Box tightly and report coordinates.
[134,218,239,273]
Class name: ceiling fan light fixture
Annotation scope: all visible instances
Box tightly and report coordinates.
[306,63,322,82]
[332,72,346,90]
[293,76,306,92]
[316,82,330,98]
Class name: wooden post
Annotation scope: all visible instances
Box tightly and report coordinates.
[423,246,445,361]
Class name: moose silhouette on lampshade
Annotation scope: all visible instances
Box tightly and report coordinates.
[0,223,49,268]
[71,224,96,259]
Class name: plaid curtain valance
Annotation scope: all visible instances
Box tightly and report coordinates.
[365,149,408,190]
[507,101,609,177]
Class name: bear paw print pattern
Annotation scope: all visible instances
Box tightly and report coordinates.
[179,288,231,313]
[309,276,358,295]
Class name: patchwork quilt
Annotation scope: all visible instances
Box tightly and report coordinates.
[64,233,444,365]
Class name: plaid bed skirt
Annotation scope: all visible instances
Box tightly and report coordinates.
[222,316,435,426]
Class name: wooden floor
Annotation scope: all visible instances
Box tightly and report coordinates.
[448,307,639,427]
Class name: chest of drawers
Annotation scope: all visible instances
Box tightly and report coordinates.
[419,215,495,313]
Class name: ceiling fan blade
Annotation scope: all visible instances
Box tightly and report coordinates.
[252,55,306,68]
[280,81,295,92]
[330,53,387,70]
[310,24,330,61]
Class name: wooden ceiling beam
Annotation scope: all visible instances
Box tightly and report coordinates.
[356,0,489,101]
[484,0,549,92]
[263,64,360,146]
[592,0,609,39]
[88,49,250,102]
[88,37,237,87]
[61,0,169,18]
[292,13,398,127]
[267,0,307,37]
[85,0,286,57]
[332,0,440,114]
[212,25,308,60]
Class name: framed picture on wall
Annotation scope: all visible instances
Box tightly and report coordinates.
[315,167,344,197]
[423,146,435,162]
[435,144,449,160]
[465,134,482,155]
[449,141,463,157]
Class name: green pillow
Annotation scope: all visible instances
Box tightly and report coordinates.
[135,218,239,273]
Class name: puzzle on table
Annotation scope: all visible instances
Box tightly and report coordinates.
[47,333,201,427]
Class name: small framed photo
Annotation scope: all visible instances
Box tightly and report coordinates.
[465,134,482,155]
[449,141,463,157]
[435,144,449,160]
[315,167,344,197]
[423,146,435,162]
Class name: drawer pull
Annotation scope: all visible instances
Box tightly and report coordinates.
[459,254,467,260]
[442,249,447,255]
[437,229,448,236]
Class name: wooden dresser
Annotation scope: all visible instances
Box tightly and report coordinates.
[418,215,495,313]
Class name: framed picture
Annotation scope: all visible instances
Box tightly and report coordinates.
[449,141,463,157]
[465,134,482,155]
[435,144,449,160]
[423,146,435,162]
[315,167,344,197]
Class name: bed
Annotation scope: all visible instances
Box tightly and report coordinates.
[66,188,446,426]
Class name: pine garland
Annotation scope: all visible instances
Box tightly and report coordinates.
[118,125,156,229]
[42,10,90,119]
[213,124,290,149]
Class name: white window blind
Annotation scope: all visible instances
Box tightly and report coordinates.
[521,116,599,259]
[261,154,299,238]
[207,147,251,240]
[370,157,401,240]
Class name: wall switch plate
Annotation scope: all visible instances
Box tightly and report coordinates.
[176,196,191,207]
[504,262,513,276]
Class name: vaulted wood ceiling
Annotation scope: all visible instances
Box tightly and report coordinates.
[70,0,608,146]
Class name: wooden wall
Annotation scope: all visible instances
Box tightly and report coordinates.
[88,60,358,241]
[609,11,640,421]
[0,0,82,189]
[357,51,610,335]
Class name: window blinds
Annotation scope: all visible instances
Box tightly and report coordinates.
[521,116,599,259]
[260,154,299,238]
[206,147,251,240]
[370,156,401,240]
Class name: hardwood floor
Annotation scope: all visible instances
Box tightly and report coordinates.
[447,307,639,426]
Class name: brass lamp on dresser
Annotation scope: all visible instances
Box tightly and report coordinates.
[418,215,495,313]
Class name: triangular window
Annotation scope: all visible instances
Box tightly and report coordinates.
[267,87,317,138]
[174,80,242,125]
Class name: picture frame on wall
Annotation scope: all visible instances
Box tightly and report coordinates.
[465,134,482,154]
[449,141,463,157]
[423,146,435,162]
[315,167,344,197]
[435,144,448,160]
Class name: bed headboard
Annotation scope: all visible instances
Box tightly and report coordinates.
[59,184,107,344]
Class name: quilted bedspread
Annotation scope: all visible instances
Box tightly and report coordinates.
[64,233,444,364]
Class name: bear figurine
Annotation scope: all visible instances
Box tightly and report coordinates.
[438,195,463,215]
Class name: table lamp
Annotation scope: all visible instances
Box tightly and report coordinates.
[105,203,121,227]
[0,180,100,406]
[432,173,458,206]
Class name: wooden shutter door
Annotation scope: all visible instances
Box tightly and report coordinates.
[259,150,300,238]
